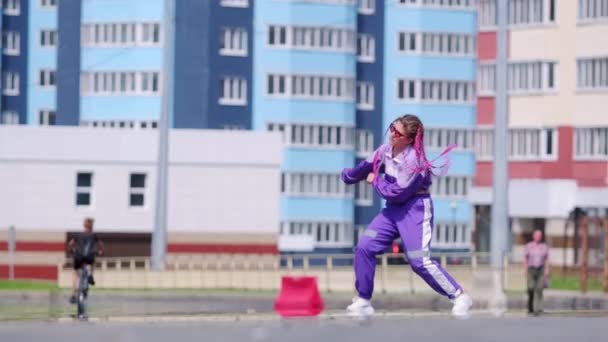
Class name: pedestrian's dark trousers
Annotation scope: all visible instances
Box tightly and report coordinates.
[527,267,544,313]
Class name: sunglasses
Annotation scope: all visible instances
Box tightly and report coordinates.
[389,124,406,138]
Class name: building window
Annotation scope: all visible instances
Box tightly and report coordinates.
[433,223,470,249]
[129,173,146,207]
[281,173,353,198]
[574,127,608,160]
[38,110,56,125]
[222,125,244,130]
[80,71,161,95]
[510,129,540,160]
[398,0,476,9]
[266,74,355,101]
[2,31,20,55]
[478,63,497,96]
[81,23,161,47]
[140,72,160,94]
[577,57,608,90]
[358,0,375,14]
[219,77,247,105]
[39,29,58,48]
[508,61,557,93]
[474,128,494,160]
[579,0,608,23]
[397,79,476,104]
[3,0,20,15]
[510,128,558,160]
[266,123,287,143]
[1,111,19,125]
[267,25,287,46]
[76,172,93,207]
[398,32,476,57]
[509,0,555,26]
[431,176,470,198]
[280,0,356,3]
[39,0,57,8]
[220,0,249,7]
[356,82,374,110]
[475,127,558,160]
[267,74,287,96]
[2,72,19,96]
[355,129,374,158]
[267,122,354,149]
[480,61,557,94]
[220,27,248,56]
[81,120,158,129]
[355,181,373,206]
[39,69,56,88]
[267,25,356,52]
[425,128,474,151]
[478,0,497,29]
[357,34,375,63]
[140,23,161,46]
[279,221,354,248]
[479,0,556,28]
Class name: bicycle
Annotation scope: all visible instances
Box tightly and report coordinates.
[75,264,91,321]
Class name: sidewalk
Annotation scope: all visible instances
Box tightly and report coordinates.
[1,289,607,320]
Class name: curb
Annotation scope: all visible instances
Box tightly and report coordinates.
[57,309,603,323]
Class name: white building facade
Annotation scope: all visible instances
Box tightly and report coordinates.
[0,126,282,280]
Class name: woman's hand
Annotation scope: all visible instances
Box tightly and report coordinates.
[366,173,375,184]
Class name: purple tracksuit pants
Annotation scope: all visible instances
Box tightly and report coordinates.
[354,194,463,300]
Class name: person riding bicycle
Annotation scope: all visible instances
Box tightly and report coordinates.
[68,217,104,304]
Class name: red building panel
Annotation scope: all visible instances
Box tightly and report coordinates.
[477,97,495,125]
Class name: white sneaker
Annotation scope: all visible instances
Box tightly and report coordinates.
[451,293,473,318]
[346,297,375,317]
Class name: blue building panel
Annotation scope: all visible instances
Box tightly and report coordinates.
[80,96,161,120]
[253,100,356,129]
[354,3,386,229]
[0,12,3,112]
[255,1,358,252]
[381,1,477,251]
[425,151,476,176]
[56,0,81,125]
[173,0,253,129]
[388,4,477,34]
[81,48,163,71]
[81,0,163,22]
[388,57,477,81]
[27,0,57,125]
[2,1,29,124]
[260,51,357,75]
[432,198,472,224]
[383,104,477,131]
[256,1,355,27]
[281,197,354,222]
[172,0,209,128]
[282,148,354,172]
[206,1,253,129]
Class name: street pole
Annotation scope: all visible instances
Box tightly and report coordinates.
[8,226,16,281]
[579,215,589,294]
[489,0,509,314]
[151,0,175,271]
[603,217,608,294]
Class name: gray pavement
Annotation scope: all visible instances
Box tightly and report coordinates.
[0,314,606,342]
[2,289,608,319]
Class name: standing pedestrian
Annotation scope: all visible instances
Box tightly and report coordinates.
[524,229,549,316]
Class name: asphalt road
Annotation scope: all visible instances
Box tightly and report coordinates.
[0,314,606,342]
